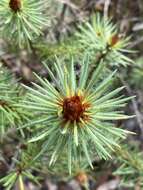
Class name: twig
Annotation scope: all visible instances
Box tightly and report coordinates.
[129,36,143,48]
[55,3,67,40]
[9,144,21,171]
[56,0,78,10]
[104,0,111,20]
[0,157,10,171]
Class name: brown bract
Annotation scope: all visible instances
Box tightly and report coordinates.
[110,34,119,47]
[9,0,21,12]
[62,95,89,122]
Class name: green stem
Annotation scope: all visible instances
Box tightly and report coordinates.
[19,175,25,190]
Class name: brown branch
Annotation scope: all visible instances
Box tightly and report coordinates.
[55,3,67,40]
[56,0,78,10]
[104,0,111,19]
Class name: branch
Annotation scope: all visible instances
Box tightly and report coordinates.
[104,0,111,19]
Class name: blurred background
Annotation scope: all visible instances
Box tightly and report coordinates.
[0,0,143,189]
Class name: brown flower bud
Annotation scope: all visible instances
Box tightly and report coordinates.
[62,95,90,123]
[9,0,21,12]
[110,34,119,47]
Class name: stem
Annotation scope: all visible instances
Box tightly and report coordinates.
[19,175,25,190]
[83,182,90,190]
[89,45,111,79]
